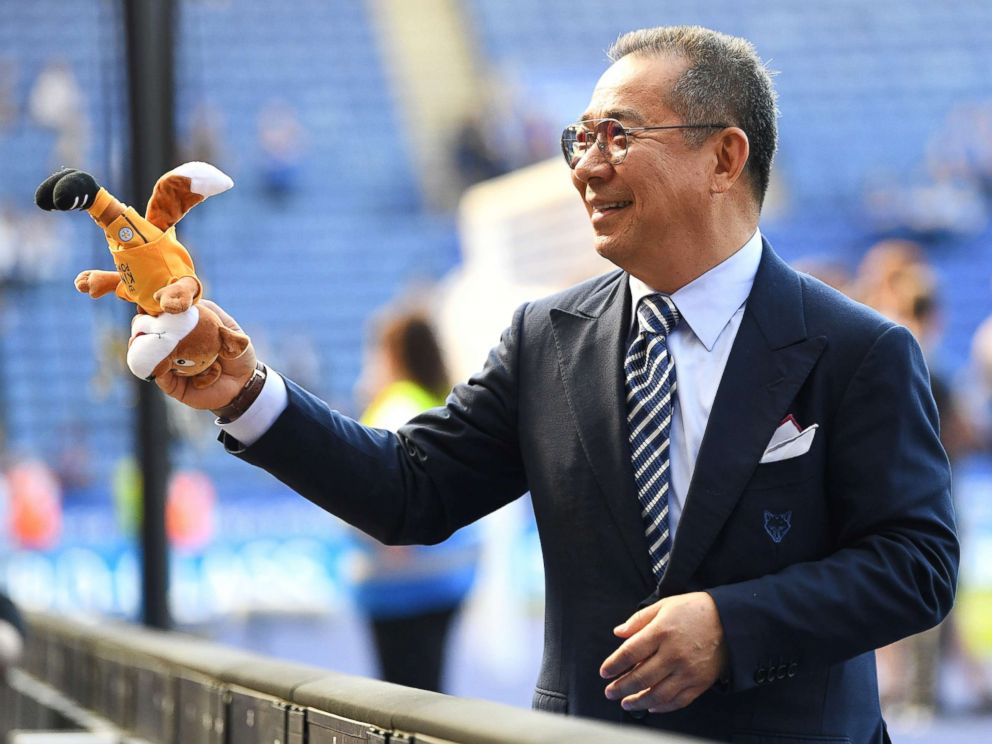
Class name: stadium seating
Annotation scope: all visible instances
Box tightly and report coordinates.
[0,0,453,500]
[3,0,992,501]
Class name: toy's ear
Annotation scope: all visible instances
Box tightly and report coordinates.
[217,325,250,359]
[145,161,233,231]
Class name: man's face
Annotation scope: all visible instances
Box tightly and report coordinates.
[571,54,714,270]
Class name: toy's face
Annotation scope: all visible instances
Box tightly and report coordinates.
[166,350,219,377]
[127,306,222,381]
[126,305,248,384]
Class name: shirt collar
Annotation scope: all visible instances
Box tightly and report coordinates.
[628,229,763,351]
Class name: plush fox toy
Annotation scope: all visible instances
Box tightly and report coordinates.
[35,162,250,388]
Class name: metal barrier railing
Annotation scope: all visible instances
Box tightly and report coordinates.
[1,611,697,744]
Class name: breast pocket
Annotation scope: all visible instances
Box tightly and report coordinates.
[724,450,827,576]
[747,452,815,491]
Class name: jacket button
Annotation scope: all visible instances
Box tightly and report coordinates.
[788,662,798,678]
[754,668,766,684]
[776,664,787,680]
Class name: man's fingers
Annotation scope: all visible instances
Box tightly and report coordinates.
[612,665,706,713]
[639,681,703,714]
[600,621,666,679]
[199,299,243,332]
[613,601,662,638]
[155,370,179,396]
[604,653,671,701]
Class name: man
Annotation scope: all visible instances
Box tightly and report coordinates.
[157,27,958,743]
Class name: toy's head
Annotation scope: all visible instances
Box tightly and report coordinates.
[127,305,249,387]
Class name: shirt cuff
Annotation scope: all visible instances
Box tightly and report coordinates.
[216,369,288,446]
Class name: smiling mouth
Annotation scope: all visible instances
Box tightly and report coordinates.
[592,201,632,215]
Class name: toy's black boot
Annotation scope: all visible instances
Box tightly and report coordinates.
[34,168,100,211]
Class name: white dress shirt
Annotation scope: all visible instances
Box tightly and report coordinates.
[627,229,762,539]
[222,230,764,530]
[218,365,288,446]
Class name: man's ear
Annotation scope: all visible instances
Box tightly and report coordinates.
[218,326,250,359]
[711,127,750,195]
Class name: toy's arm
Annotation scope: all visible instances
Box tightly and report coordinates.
[75,270,121,299]
[154,276,201,313]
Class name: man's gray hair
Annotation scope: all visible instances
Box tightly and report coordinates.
[608,26,778,208]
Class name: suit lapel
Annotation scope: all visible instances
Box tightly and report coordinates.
[659,243,826,595]
[550,274,655,588]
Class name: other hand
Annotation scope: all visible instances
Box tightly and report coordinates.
[154,299,257,410]
[600,591,727,713]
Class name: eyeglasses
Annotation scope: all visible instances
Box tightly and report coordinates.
[561,118,728,169]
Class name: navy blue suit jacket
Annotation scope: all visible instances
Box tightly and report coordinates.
[228,242,958,743]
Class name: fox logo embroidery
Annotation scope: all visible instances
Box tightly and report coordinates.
[764,510,792,543]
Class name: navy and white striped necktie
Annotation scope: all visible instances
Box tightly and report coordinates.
[624,294,681,581]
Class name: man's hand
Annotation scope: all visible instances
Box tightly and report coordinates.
[154,299,257,410]
[601,591,727,714]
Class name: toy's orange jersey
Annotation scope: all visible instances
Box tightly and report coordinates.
[88,190,202,315]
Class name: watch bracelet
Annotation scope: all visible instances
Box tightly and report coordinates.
[212,361,267,423]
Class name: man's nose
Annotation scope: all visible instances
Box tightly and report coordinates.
[572,144,614,182]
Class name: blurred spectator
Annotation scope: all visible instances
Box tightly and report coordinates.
[0,203,16,285]
[0,57,18,131]
[256,98,305,205]
[451,75,557,193]
[0,201,67,285]
[7,459,62,551]
[54,421,94,498]
[791,256,853,295]
[927,101,992,201]
[515,106,556,167]
[868,175,989,242]
[960,316,992,446]
[28,59,89,167]
[853,242,972,464]
[852,240,926,328]
[181,100,227,167]
[864,100,992,241]
[855,239,985,717]
[277,333,323,396]
[452,112,506,191]
[347,308,480,692]
[0,591,25,672]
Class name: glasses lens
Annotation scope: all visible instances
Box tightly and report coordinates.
[561,119,627,168]
[562,123,590,168]
[602,119,627,164]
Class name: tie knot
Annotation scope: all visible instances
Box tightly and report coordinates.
[637,294,680,336]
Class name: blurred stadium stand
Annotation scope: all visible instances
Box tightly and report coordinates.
[0,0,458,499]
[3,0,992,495]
[462,0,992,372]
